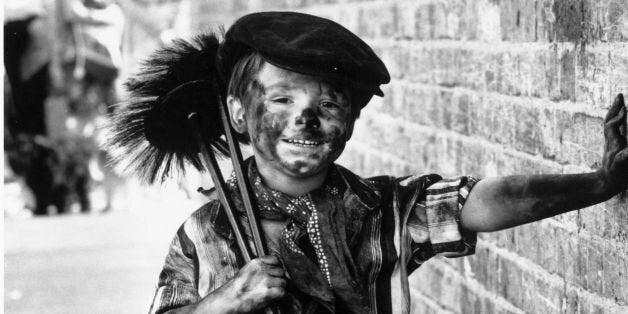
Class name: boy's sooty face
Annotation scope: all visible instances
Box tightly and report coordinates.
[243,63,354,178]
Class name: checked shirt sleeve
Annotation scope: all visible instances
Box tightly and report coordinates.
[406,176,479,266]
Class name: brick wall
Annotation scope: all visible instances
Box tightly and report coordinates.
[190,0,628,312]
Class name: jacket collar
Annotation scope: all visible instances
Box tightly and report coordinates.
[335,164,382,211]
[204,163,383,241]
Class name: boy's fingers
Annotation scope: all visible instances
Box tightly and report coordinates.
[616,149,628,166]
[265,276,287,288]
[605,107,627,145]
[259,254,281,265]
[605,93,625,123]
[607,105,627,126]
[265,265,285,277]
[265,286,286,299]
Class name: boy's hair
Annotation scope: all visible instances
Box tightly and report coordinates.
[226,52,266,144]
[227,52,368,143]
[227,52,267,106]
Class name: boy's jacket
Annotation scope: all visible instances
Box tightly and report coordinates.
[149,162,477,314]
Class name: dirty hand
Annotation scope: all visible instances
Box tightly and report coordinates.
[218,255,286,313]
[599,93,628,195]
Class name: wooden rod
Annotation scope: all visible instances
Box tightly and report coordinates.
[216,93,268,258]
[189,114,252,263]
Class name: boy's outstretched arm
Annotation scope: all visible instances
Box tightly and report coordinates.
[461,94,628,232]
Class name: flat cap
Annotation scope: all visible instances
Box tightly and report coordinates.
[217,11,390,101]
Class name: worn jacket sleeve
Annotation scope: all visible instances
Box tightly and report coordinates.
[148,221,200,314]
[148,201,240,314]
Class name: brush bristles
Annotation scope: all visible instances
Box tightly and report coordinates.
[107,98,196,183]
[106,33,228,184]
[127,34,222,97]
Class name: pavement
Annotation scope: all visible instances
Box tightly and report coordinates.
[4,182,205,314]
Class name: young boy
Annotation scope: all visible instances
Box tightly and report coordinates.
[114,11,627,314]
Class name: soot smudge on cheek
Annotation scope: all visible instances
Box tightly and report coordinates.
[250,102,288,159]
[325,125,347,150]
[245,79,266,104]
[259,113,285,140]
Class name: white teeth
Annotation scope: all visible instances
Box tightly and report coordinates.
[286,139,320,146]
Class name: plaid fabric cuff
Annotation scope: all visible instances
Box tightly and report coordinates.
[408,176,479,264]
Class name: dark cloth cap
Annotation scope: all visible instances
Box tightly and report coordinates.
[217,11,390,101]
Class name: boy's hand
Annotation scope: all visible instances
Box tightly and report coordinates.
[600,93,628,195]
[220,255,286,313]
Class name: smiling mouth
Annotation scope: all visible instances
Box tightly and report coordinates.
[283,138,323,147]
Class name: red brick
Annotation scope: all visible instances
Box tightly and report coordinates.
[478,219,627,302]
[563,287,581,314]
[448,137,487,175]
[580,241,605,293]
[512,103,546,155]
[413,258,525,313]
[534,222,561,272]
[410,262,446,303]
[602,193,628,240]
[576,45,628,108]
[443,92,470,135]
[527,272,564,313]
[603,242,628,304]
[553,0,587,41]
[395,0,628,43]
[413,2,456,41]
[560,47,578,101]
[474,245,557,311]
[409,291,449,314]
[578,204,606,235]
[376,42,587,101]
[459,283,483,313]
[391,86,576,161]
[356,2,398,39]
[585,0,628,42]
[466,241,628,312]
[497,0,545,42]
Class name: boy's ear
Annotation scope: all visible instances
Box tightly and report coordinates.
[227,96,247,134]
[345,119,356,141]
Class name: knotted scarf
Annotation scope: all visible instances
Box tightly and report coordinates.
[228,160,371,313]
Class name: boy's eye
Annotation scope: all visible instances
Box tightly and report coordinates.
[320,100,340,109]
[271,97,292,104]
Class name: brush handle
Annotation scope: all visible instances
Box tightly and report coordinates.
[214,90,281,314]
[189,114,253,263]
[197,148,253,263]
[193,115,281,314]
[216,91,269,258]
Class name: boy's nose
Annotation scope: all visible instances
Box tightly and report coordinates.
[295,108,321,129]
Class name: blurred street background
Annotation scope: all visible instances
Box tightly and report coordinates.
[4,184,200,313]
[4,0,210,313]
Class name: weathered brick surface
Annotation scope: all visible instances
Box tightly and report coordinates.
[190,0,628,312]
[376,40,628,105]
